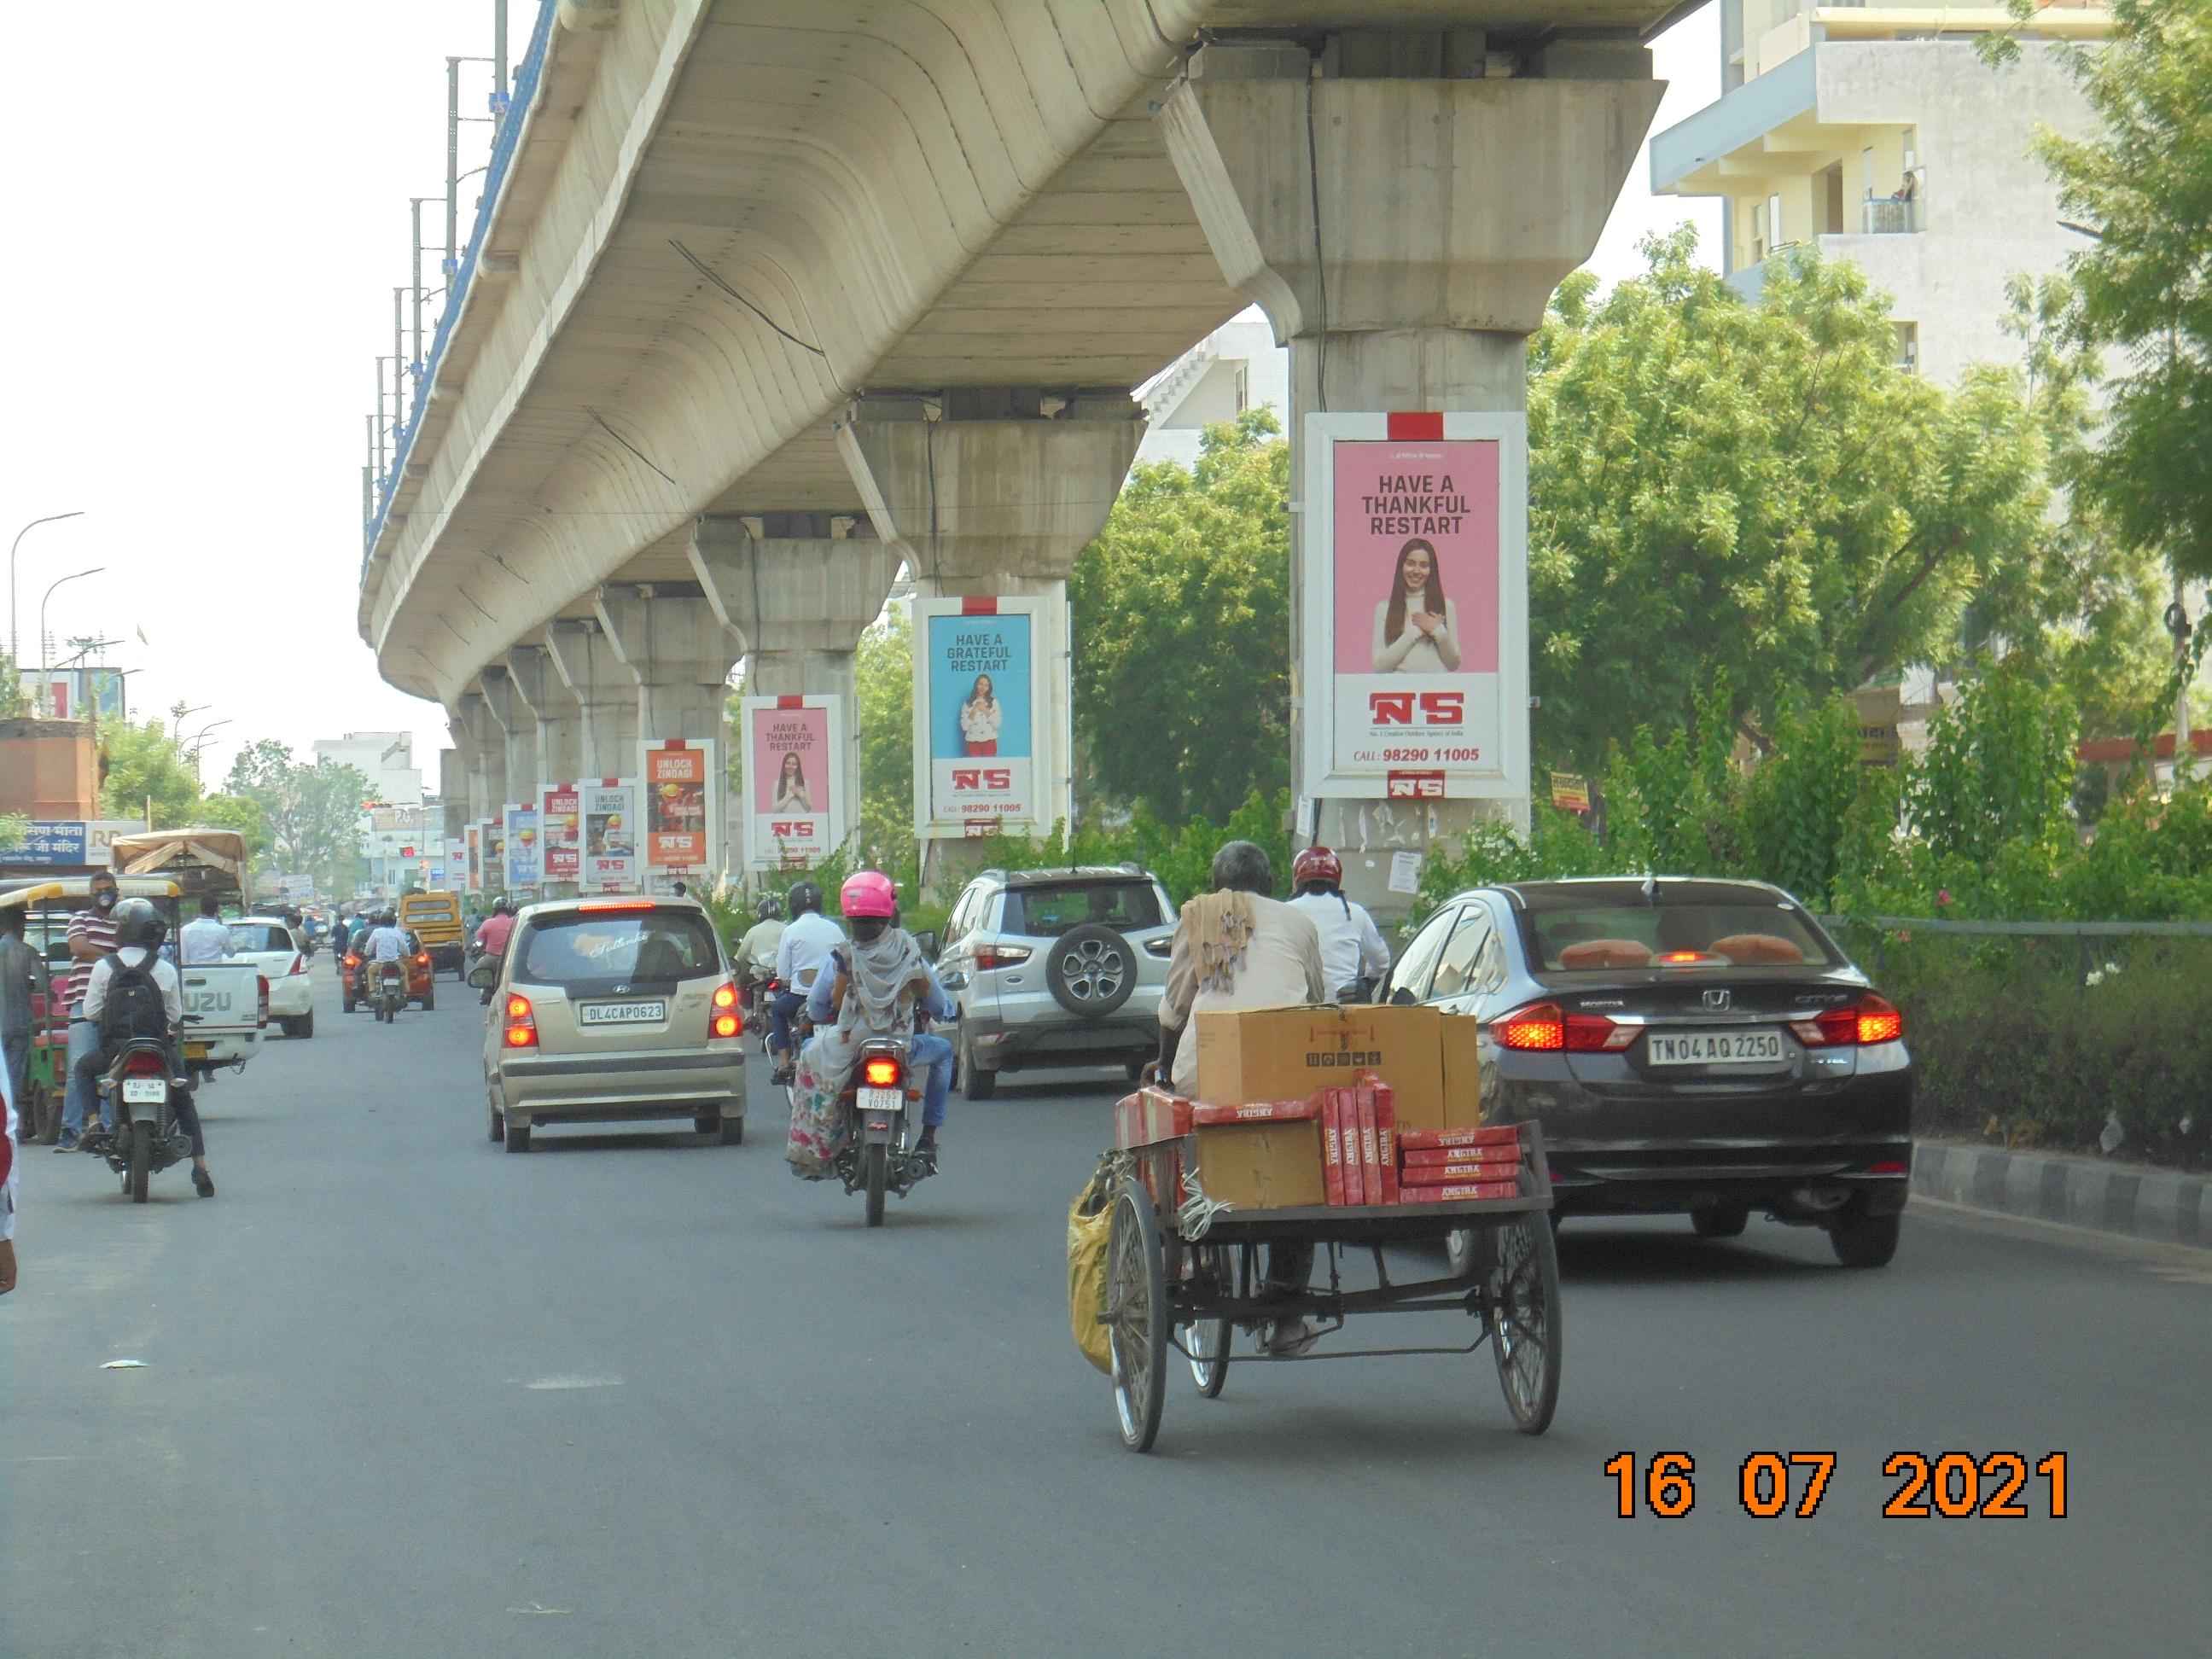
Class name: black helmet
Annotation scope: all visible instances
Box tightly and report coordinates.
[493,895,514,915]
[787,879,822,916]
[756,892,785,921]
[112,897,166,950]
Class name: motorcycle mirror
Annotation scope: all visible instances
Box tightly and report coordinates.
[913,930,940,960]
[938,969,969,991]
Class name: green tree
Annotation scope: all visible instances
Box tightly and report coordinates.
[1528,231,2051,771]
[1907,660,2079,868]
[853,608,915,870]
[1734,696,1862,905]
[1070,409,1290,823]
[224,741,371,893]
[100,719,205,827]
[2033,0,2212,579]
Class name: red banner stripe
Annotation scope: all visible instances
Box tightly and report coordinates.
[1386,410,1445,439]
[775,695,805,708]
[959,596,998,614]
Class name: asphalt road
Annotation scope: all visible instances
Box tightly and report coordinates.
[3,961,2206,1658]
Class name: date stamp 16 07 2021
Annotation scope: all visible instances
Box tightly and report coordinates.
[1604,1452,2069,1520]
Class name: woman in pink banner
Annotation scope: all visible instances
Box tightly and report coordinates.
[1371,537,1462,673]
[772,751,813,813]
[960,674,1001,756]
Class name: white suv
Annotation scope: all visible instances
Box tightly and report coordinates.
[937,866,1175,1097]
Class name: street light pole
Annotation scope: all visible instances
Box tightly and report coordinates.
[9,510,84,671]
[37,567,104,710]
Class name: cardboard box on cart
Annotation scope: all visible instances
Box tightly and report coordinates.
[1193,1004,1486,1134]
[1189,1097,1325,1209]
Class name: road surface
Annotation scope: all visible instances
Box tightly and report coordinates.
[3,964,2204,1656]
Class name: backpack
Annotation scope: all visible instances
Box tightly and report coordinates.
[99,953,170,1045]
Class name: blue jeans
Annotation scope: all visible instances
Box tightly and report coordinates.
[63,1018,108,1133]
[769,989,806,1057]
[911,1031,954,1129]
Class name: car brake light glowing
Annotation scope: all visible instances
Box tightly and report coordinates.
[1496,1003,1566,1051]
[713,1014,740,1038]
[974,946,1032,972]
[579,899,655,911]
[1655,950,1722,965]
[713,983,738,1010]
[863,1056,901,1087]
[506,994,531,1019]
[504,993,538,1048]
[1790,993,1904,1048]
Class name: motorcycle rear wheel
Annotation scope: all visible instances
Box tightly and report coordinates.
[864,1141,888,1227]
[128,1121,152,1204]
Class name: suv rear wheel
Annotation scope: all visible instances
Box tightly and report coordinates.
[1045,923,1136,1019]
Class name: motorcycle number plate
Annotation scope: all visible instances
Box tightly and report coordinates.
[121,1079,167,1104]
[858,1086,903,1114]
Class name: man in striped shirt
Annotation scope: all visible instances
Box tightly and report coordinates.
[56,871,119,1151]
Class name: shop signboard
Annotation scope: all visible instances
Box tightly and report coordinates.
[741,696,844,870]
[641,741,716,873]
[504,804,541,888]
[1301,411,1528,804]
[912,597,1044,836]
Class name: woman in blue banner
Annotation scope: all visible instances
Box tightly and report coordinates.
[1371,537,1462,673]
[960,673,1002,756]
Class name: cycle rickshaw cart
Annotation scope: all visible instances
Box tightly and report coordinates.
[1099,1114,1563,1453]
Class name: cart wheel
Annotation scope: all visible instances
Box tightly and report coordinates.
[1106,1178,1168,1451]
[1481,1215,1563,1435]
[1181,1244,1232,1398]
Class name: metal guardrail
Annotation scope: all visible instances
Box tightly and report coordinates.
[1824,915,2212,938]
[362,0,558,573]
[1860,196,1922,235]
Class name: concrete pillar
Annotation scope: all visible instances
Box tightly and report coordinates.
[690,513,901,840]
[506,643,584,789]
[544,619,638,778]
[451,691,506,830]
[1159,36,1661,906]
[478,665,540,812]
[592,584,741,745]
[840,389,1144,885]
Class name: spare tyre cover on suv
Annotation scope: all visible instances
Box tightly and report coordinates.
[1044,923,1136,1019]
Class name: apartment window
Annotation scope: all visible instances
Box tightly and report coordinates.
[1234,365,1249,414]
[1820,164,1845,236]
[1769,193,1785,250]
[1894,322,1919,375]
[1750,199,1767,261]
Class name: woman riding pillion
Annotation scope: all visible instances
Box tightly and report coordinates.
[799,872,957,1161]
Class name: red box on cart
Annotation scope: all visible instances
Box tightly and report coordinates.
[1403,1144,1522,1167]
[1400,1124,1521,1153]
[1369,1078,1400,1205]
[1410,1180,1521,1202]
[1115,1087,1192,1150]
[1320,1088,1349,1206]
[1400,1161,1523,1187]
[1190,1097,1323,1126]
[1355,1085,1383,1207]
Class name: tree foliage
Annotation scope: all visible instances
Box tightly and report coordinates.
[1528,231,2053,771]
[2034,0,2212,578]
[1070,410,1290,823]
[224,740,371,891]
[853,608,915,876]
[101,720,208,828]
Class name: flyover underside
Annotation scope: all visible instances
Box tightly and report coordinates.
[364,1,1681,882]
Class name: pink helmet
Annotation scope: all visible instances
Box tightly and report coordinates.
[840,870,899,920]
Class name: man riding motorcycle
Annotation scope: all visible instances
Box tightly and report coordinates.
[359,909,410,1010]
[769,879,841,1086]
[734,891,786,1011]
[1286,846,1392,1003]
[73,898,214,1197]
[802,872,957,1158]
[472,896,516,1005]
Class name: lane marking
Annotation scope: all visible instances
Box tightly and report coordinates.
[523,1375,623,1390]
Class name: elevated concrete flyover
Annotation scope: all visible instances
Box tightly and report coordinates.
[360,0,1684,884]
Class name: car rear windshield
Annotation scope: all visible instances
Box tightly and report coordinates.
[1001,882,1162,937]
[227,924,294,953]
[513,908,723,990]
[1513,883,1837,972]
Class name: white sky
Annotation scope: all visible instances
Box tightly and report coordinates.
[0,2,1719,795]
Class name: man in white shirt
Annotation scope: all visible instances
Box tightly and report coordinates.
[1286,847,1392,1001]
[177,895,236,965]
[75,898,214,1196]
[770,880,845,1084]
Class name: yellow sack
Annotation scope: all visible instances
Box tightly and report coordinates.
[1068,1161,1118,1373]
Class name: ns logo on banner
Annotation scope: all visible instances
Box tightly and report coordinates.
[952,768,1013,793]
[1369,690,1465,726]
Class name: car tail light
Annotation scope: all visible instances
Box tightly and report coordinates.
[1790,993,1904,1048]
[1654,950,1724,966]
[1565,1011,1639,1051]
[504,993,538,1048]
[713,982,738,1010]
[122,1051,166,1078]
[974,946,1032,971]
[257,975,271,1028]
[579,899,655,912]
[711,981,740,1038]
[1495,1003,1566,1051]
[1865,1158,1909,1175]
[286,954,306,976]
[863,1056,901,1087]
[416,952,430,967]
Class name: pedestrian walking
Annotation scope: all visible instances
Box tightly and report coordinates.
[0,905,49,1143]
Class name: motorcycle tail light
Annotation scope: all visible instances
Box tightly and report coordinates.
[863,1056,901,1087]
[122,1051,165,1078]
[1495,1003,1566,1051]
[344,953,359,969]
[504,992,538,1048]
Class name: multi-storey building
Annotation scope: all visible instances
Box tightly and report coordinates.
[1649,3,2110,384]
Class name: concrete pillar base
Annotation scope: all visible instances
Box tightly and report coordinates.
[594,585,740,744]
[544,620,638,779]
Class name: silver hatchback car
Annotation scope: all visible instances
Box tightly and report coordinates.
[482,896,745,1152]
[937,866,1175,1097]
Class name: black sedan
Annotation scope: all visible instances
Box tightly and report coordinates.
[1388,877,1911,1266]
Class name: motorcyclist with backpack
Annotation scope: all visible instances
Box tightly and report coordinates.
[74,898,213,1197]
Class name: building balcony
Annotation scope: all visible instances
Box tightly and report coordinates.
[1861,195,1924,234]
